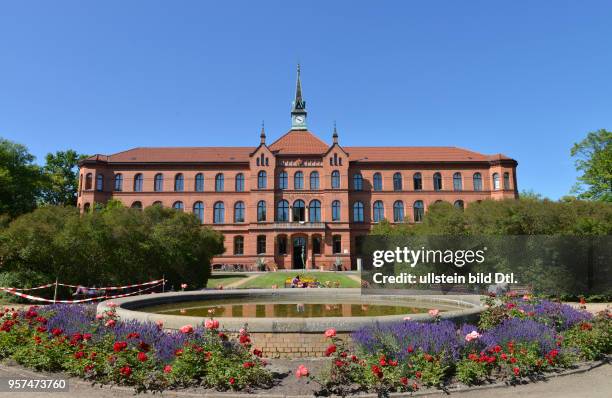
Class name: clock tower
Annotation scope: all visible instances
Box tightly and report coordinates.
[291,64,307,130]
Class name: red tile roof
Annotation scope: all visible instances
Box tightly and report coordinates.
[345,147,508,162]
[83,147,255,163]
[269,130,329,154]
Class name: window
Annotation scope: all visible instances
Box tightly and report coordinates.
[193,201,204,224]
[79,175,82,196]
[215,174,224,192]
[257,200,266,222]
[173,201,184,211]
[235,173,244,192]
[413,200,424,222]
[195,173,204,192]
[332,200,341,221]
[310,171,320,189]
[94,174,103,191]
[373,173,383,191]
[278,235,287,255]
[473,173,482,191]
[332,235,342,254]
[114,174,123,191]
[234,236,244,255]
[433,173,443,191]
[393,172,402,191]
[353,201,364,223]
[294,171,304,189]
[131,201,142,209]
[152,201,163,207]
[256,158,260,166]
[154,174,163,192]
[277,200,289,221]
[133,174,143,192]
[454,200,464,210]
[309,200,321,222]
[453,172,462,191]
[292,200,305,222]
[83,203,90,212]
[353,173,363,191]
[213,202,225,223]
[234,201,245,222]
[413,172,422,190]
[393,201,405,222]
[312,236,322,255]
[257,171,267,189]
[85,173,92,190]
[492,173,500,190]
[174,174,184,192]
[503,172,510,190]
[257,235,266,254]
[279,172,288,190]
[373,200,385,222]
[331,170,340,189]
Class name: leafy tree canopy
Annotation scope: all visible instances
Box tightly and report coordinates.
[40,150,89,206]
[0,138,43,218]
[571,129,612,202]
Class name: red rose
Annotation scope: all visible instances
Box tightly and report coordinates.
[113,341,127,352]
[120,366,132,377]
[164,365,172,373]
[325,344,337,356]
[407,345,414,353]
[415,371,422,378]
[389,360,398,367]
[510,357,517,364]
[84,364,94,372]
[400,376,408,385]
[74,351,85,359]
[229,377,235,385]
[371,365,383,378]
[253,349,263,357]
[513,367,520,376]
[174,349,183,357]
[137,352,148,362]
[243,361,254,368]
[51,328,63,336]
[335,360,344,367]
[83,333,92,341]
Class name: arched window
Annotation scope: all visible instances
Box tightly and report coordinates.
[353,173,363,191]
[473,173,483,191]
[413,172,422,190]
[257,200,266,222]
[174,174,184,192]
[393,201,405,222]
[193,201,204,224]
[85,173,93,190]
[95,174,104,191]
[277,235,288,254]
[195,173,204,192]
[332,235,342,254]
[256,158,260,166]
[373,173,383,191]
[292,199,305,222]
[277,200,289,222]
[373,201,385,222]
[213,202,225,224]
[153,173,163,192]
[492,173,500,190]
[453,172,462,191]
[234,236,244,255]
[173,201,184,211]
[279,171,288,190]
[310,171,320,189]
[234,201,245,222]
[133,174,143,192]
[83,203,91,212]
[332,200,341,221]
[152,201,163,207]
[257,235,266,254]
[353,201,364,223]
[114,174,123,191]
[503,172,510,190]
[393,172,402,191]
[454,200,464,210]
[312,235,322,255]
[294,171,304,190]
[309,200,321,222]
[413,200,424,222]
[257,171,267,189]
[433,173,443,191]
[235,173,244,192]
[331,170,340,189]
[215,174,224,192]
[131,201,142,210]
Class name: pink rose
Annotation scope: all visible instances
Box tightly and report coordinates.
[465,330,481,342]
[204,319,219,330]
[180,283,188,289]
[428,309,440,317]
[295,364,309,379]
[107,302,118,308]
[179,324,194,334]
[155,320,164,329]
[105,319,116,327]
[324,328,337,338]
[95,314,104,320]
[403,316,412,321]
[163,365,172,373]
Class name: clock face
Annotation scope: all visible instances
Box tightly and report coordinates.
[295,116,304,124]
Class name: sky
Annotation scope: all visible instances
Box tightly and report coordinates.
[1,1,611,199]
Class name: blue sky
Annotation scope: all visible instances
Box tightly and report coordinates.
[1,1,611,199]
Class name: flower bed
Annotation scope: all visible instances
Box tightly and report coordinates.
[294,295,611,396]
[0,304,272,393]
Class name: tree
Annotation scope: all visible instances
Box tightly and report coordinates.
[0,138,44,218]
[40,150,89,206]
[571,129,612,202]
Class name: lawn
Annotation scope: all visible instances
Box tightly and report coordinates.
[206,274,250,288]
[239,272,360,289]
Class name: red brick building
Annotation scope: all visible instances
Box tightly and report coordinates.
[78,67,518,270]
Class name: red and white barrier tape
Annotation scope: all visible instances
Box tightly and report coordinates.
[0,283,56,291]
[57,279,165,290]
[0,282,164,303]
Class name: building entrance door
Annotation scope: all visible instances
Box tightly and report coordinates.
[293,237,306,269]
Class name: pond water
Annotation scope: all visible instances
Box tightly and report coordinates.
[143,299,437,318]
